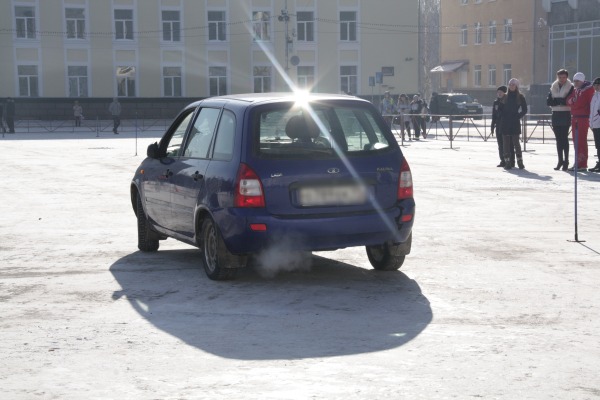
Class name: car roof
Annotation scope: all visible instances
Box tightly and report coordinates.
[184,92,365,110]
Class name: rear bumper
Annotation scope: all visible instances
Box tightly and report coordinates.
[218,200,415,254]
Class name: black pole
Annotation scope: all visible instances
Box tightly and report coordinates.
[570,119,584,243]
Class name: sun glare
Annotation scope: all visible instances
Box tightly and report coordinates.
[293,89,311,108]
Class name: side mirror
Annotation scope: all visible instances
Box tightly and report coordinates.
[147,142,160,159]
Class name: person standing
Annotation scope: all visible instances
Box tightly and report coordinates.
[491,85,514,167]
[410,94,426,140]
[6,97,15,133]
[546,69,574,171]
[73,100,83,127]
[397,94,412,141]
[429,92,440,123]
[567,72,594,171]
[501,78,528,170]
[0,102,4,133]
[108,97,122,134]
[380,91,395,127]
[589,77,600,173]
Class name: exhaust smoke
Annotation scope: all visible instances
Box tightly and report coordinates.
[254,236,313,278]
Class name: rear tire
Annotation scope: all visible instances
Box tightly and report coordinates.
[366,243,405,271]
[136,194,159,252]
[201,218,242,280]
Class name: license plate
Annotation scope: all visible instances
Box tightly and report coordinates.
[298,185,368,206]
[468,109,477,113]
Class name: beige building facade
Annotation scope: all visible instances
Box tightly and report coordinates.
[436,0,548,103]
[0,0,420,99]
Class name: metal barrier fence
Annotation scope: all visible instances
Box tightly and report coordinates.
[383,113,578,149]
[4,116,171,135]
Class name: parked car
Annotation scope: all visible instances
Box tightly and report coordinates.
[435,93,483,120]
[131,93,415,280]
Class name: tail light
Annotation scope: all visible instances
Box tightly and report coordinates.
[234,163,265,208]
[397,158,413,200]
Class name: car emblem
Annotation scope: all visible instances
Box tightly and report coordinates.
[327,168,340,174]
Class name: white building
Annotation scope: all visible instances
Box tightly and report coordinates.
[0,0,420,99]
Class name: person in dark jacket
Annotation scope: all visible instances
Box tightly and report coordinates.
[0,103,4,133]
[5,97,15,133]
[429,92,440,123]
[546,69,574,171]
[500,78,528,170]
[410,94,426,140]
[491,85,514,167]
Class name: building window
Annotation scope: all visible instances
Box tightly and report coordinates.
[504,19,512,42]
[460,24,468,46]
[473,65,482,87]
[208,11,226,41]
[488,64,496,86]
[15,6,36,39]
[340,12,357,41]
[297,66,315,89]
[252,11,271,41]
[550,21,600,81]
[474,22,482,45]
[18,65,39,96]
[65,8,85,39]
[461,0,468,4]
[116,66,136,96]
[340,66,357,95]
[297,11,314,42]
[503,64,512,84]
[162,11,181,42]
[489,21,496,44]
[254,66,272,93]
[68,66,88,97]
[209,66,227,96]
[114,9,134,40]
[163,67,182,96]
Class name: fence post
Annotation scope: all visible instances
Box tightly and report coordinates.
[522,116,526,152]
[449,117,454,149]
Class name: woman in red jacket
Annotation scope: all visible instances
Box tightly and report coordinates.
[567,72,595,171]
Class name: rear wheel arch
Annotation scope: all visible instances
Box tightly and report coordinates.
[131,184,141,217]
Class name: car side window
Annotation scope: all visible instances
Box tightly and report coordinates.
[184,108,221,159]
[212,110,236,161]
[164,111,194,157]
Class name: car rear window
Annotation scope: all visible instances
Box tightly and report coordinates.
[254,102,392,158]
[451,95,473,103]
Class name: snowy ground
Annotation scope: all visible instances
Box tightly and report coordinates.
[1,128,599,399]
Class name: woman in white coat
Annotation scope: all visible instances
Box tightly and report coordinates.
[589,77,600,172]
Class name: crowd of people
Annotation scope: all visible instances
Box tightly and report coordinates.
[380,69,600,173]
[545,70,600,172]
[380,91,428,141]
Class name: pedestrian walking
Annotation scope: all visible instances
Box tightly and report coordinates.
[73,101,83,127]
[108,97,122,134]
[501,78,527,170]
[546,69,574,171]
[6,97,15,133]
[491,86,514,168]
[567,72,595,171]
[589,77,600,173]
[397,94,412,141]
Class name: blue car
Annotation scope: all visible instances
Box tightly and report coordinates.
[131,93,415,280]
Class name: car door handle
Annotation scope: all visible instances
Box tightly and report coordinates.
[192,171,204,181]
[163,169,173,178]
